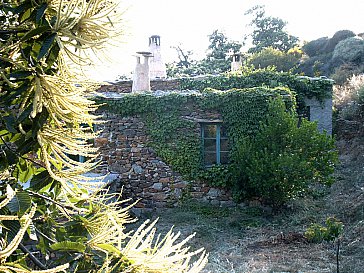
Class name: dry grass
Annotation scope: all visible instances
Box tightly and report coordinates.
[129,196,350,272]
[334,74,364,120]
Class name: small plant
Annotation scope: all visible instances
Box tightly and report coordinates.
[357,84,364,109]
[198,165,232,188]
[305,217,344,243]
[305,217,344,273]
[334,74,364,120]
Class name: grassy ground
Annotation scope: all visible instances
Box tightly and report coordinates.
[128,137,363,273]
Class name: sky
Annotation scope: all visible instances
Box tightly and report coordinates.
[89,0,364,81]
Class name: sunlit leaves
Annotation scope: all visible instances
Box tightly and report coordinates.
[50,241,86,252]
[0,0,208,272]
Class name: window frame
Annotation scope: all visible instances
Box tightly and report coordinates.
[200,122,229,167]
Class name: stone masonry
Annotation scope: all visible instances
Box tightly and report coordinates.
[98,78,180,94]
[95,110,234,208]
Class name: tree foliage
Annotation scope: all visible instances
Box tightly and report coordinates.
[247,47,302,72]
[231,99,338,207]
[299,30,364,81]
[200,30,242,74]
[167,30,242,77]
[0,0,207,272]
[332,37,364,65]
[302,37,330,58]
[166,45,207,77]
[245,5,299,53]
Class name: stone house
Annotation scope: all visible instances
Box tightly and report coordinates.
[92,36,334,208]
[94,82,333,209]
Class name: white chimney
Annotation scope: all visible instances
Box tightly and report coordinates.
[231,53,243,72]
[149,35,167,79]
[132,52,152,93]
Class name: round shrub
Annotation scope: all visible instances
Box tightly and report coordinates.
[332,37,364,65]
[302,37,329,57]
[298,53,333,76]
[247,47,302,72]
[231,98,338,207]
[323,30,356,53]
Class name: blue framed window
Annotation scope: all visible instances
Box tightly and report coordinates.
[201,123,229,166]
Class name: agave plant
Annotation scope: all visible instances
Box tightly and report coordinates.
[0,0,208,272]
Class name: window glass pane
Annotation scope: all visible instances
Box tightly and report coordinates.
[204,152,217,165]
[220,139,229,151]
[204,139,216,152]
[204,125,216,138]
[220,125,228,138]
[220,152,229,164]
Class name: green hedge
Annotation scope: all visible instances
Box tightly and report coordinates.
[178,67,334,104]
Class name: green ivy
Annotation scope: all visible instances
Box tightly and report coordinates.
[178,67,334,104]
[97,87,294,182]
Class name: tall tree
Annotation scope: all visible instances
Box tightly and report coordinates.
[0,0,207,272]
[167,44,207,77]
[202,30,242,74]
[167,31,242,77]
[172,44,195,69]
[245,5,299,53]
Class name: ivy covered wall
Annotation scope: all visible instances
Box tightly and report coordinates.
[178,68,334,104]
[98,87,293,176]
[95,87,295,206]
[93,69,334,207]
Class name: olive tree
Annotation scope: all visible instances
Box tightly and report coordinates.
[245,5,299,53]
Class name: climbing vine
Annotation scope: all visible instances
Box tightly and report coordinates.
[178,67,334,104]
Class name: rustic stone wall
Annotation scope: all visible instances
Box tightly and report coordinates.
[95,109,234,208]
[98,79,180,94]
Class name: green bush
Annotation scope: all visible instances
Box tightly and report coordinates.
[302,37,329,57]
[298,53,333,76]
[331,63,364,85]
[358,85,364,106]
[332,37,364,65]
[323,30,356,53]
[231,98,338,207]
[305,217,344,243]
[247,47,302,72]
